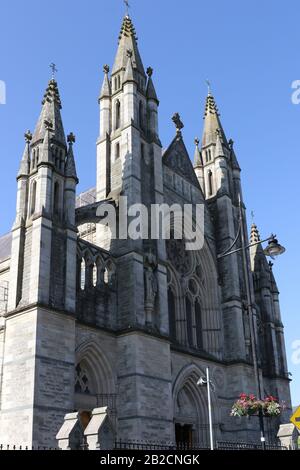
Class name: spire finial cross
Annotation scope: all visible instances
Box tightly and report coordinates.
[205,79,211,95]
[124,0,130,16]
[50,63,58,79]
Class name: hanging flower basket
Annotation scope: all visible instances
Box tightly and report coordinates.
[230,394,285,418]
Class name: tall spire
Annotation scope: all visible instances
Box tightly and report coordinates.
[99,65,111,101]
[193,137,203,167]
[17,130,32,178]
[31,79,66,147]
[202,92,228,148]
[65,133,78,182]
[146,67,159,103]
[111,15,145,77]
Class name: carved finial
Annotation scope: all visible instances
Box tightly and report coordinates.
[67,132,76,144]
[216,128,221,137]
[103,64,110,74]
[24,130,32,143]
[194,137,200,147]
[126,49,133,58]
[228,138,234,149]
[44,119,53,131]
[146,67,153,77]
[172,113,184,136]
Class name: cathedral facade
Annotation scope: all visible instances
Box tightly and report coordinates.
[0,15,292,448]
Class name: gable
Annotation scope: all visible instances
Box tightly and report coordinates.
[163,136,200,188]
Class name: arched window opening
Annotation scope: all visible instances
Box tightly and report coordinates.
[53,181,60,214]
[117,75,121,89]
[80,258,86,291]
[168,288,176,341]
[92,263,97,287]
[103,267,109,285]
[185,297,194,347]
[115,142,120,160]
[114,77,117,91]
[36,147,39,164]
[30,180,37,215]
[195,300,203,350]
[208,170,213,196]
[115,100,121,129]
[32,150,36,169]
[75,363,90,394]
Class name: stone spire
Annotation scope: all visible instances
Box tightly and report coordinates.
[31,79,66,147]
[111,15,145,77]
[17,130,32,178]
[65,133,78,182]
[146,67,159,103]
[193,137,203,167]
[202,92,228,148]
[99,65,111,101]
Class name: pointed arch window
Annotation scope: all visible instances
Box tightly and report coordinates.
[80,258,86,291]
[139,100,144,130]
[208,170,213,196]
[53,181,60,214]
[30,180,37,215]
[115,99,121,129]
[115,142,120,160]
[195,299,203,350]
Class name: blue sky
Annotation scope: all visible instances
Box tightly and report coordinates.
[0,0,299,406]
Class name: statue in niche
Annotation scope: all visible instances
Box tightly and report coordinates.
[144,252,158,325]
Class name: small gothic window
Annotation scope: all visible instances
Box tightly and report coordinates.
[115,142,120,160]
[53,181,60,213]
[80,258,86,291]
[32,149,36,169]
[208,170,213,196]
[118,75,121,89]
[115,99,121,129]
[75,363,90,394]
[104,267,109,285]
[92,263,97,287]
[36,146,39,164]
[114,77,117,91]
[30,180,37,215]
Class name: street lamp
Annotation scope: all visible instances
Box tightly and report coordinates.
[217,195,285,449]
[197,367,215,450]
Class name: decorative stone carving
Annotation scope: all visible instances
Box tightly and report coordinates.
[166,238,191,276]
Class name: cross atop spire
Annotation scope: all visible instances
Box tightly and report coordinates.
[124,0,130,16]
[50,63,58,79]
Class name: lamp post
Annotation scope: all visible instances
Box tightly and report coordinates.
[217,195,285,449]
[197,367,215,450]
